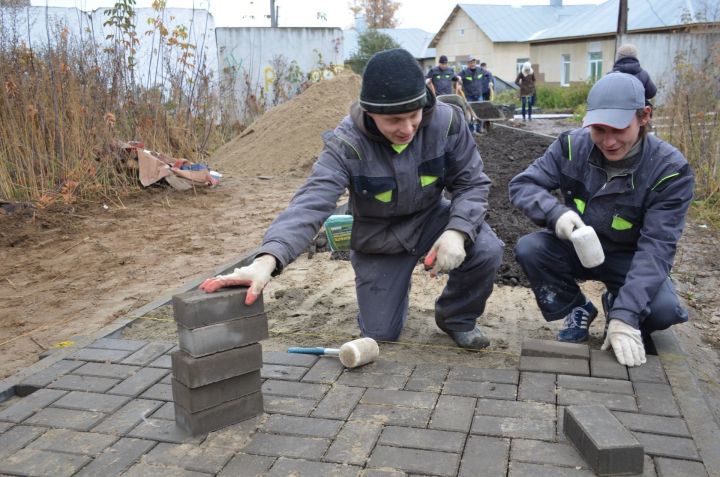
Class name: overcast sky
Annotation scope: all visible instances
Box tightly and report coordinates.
[33,0,605,31]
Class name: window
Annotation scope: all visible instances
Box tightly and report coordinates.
[588,52,602,82]
[561,54,571,86]
[516,58,529,74]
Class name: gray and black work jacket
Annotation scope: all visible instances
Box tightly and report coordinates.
[509,128,694,329]
[459,67,483,97]
[258,95,490,273]
[426,66,457,95]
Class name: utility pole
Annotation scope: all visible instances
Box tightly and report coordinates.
[616,0,628,53]
[270,0,278,27]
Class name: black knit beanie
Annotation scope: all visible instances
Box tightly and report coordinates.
[359,48,427,114]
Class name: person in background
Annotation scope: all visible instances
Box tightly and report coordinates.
[509,73,694,367]
[479,62,495,101]
[200,49,504,350]
[458,57,483,133]
[515,61,536,121]
[426,55,460,96]
[612,44,657,106]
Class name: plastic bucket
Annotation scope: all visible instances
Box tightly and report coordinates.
[324,215,353,251]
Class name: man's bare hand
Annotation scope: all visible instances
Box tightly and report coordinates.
[199,254,277,305]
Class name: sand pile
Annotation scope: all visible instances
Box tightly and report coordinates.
[211,71,361,177]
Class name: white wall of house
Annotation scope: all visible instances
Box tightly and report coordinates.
[493,43,532,83]
[432,10,493,68]
[530,38,615,86]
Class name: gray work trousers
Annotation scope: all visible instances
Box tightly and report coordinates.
[350,201,504,341]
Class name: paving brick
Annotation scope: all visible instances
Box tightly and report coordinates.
[110,367,169,397]
[368,445,459,476]
[448,366,519,384]
[267,457,362,476]
[262,379,330,399]
[359,470,406,477]
[262,414,343,438]
[351,360,415,376]
[28,428,118,455]
[74,437,156,477]
[429,394,476,432]
[632,431,701,461]
[590,349,629,380]
[0,420,11,432]
[217,453,275,477]
[24,407,106,431]
[471,415,555,440]
[72,348,132,362]
[127,418,205,444]
[510,438,586,468]
[202,415,262,450]
[151,402,175,420]
[120,462,211,477]
[144,442,233,473]
[140,383,173,401]
[148,354,172,369]
[260,363,307,381]
[89,338,147,351]
[379,426,466,453]
[655,457,708,477]
[458,434,509,477]
[72,362,142,379]
[350,404,431,427]
[52,390,129,413]
[172,371,260,413]
[241,432,330,458]
[519,356,589,376]
[521,338,590,359]
[92,399,164,435]
[337,371,408,389]
[518,371,556,403]
[121,342,175,366]
[443,379,517,400]
[300,356,345,383]
[634,382,681,417]
[173,287,264,329]
[0,389,66,422]
[0,425,46,460]
[474,398,556,420]
[628,355,668,384]
[263,395,317,416]
[361,388,437,409]
[405,364,449,393]
[558,374,634,395]
[160,373,172,384]
[0,448,91,477]
[16,360,84,394]
[175,391,264,435]
[509,461,595,477]
[563,405,644,476]
[171,343,262,388]
[557,388,638,411]
[310,384,365,419]
[324,420,382,465]
[612,411,690,437]
[556,405,567,442]
[48,374,120,392]
[177,314,269,358]
[263,351,318,367]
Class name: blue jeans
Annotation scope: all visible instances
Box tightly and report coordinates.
[521,95,533,119]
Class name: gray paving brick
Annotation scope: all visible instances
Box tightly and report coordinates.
[518,372,556,403]
[0,448,91,477]
[443,380,517,400]
[127,418,205,444]
[632,431,701,461]
[521,338,590,359]
[267,457,362,476]
[337,371,408,389]
[458,434,509,477]
[52,390,129,413]
[311,384,365,419]
[404,364,449,393]
[263,350,318,367]
[351,404,431,427]
[0,389,66,422]
[109,367,169,397]
[448,366,519,384]
[612,411,690,437]
[92,399,164,435]
[74,437,156,477]
[557,388,638,411]
[0,421,11,432]
[655,457,708,477]
[379,426,465,453]
[429,395,476,432]
[16,360,84,393]
[324,420,382,465]
[28,428,118,455]
[262,414,343,438]
[590,349,629,380]
[160,373,172,384]
[120,462,211,476]
[509,461,595,477]
[472,414,555,440]
[634,381,681,416]
[48,374,120,392]
[72,362,141,379]
[262,379,329,399]
[173,287,264,328]
[72,348,132,362]
[519,356,589,376]
[148,354,172,369]
[24,407,106,431]
[368,445,459,476]
[172,371,261,413]
[361,388,437,409]
[201,415,262,450]
[558,374,634,395]
[144,442,233,473]
[351,360,415,376]
[301,357,345,383]
[474,398,556,420]
[510,438,586,468]
[121,342,175,366]
[140,383,173,401]
[359,470,406,477]
[175,391,264,435]
[564,405,644,476]
[0,425,46,460]
[241,432,330,458]
[263,395,317,416]
[628,355,668,384]
[217,453,275,477]
[89,338,147,351]
[171,344,262,388]
[177,314,269,358]
[261,363,308,381]
[151,401,175,420]
[556,405,566,442]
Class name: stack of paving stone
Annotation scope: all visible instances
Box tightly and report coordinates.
[171,287,268,435]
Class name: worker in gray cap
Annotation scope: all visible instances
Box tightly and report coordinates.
[201,48,503,350]
[509,72,694,366]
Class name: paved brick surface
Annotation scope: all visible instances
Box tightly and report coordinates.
[241,433,330,458]
[143,442,234,473]
[458,435,509,477]
[590,349,629,380]
[557,387,638,411]
[0,388,66,422]
[71,362,141,379]
[217,453,275,477]
[518,371,556,404]
[511,438,587,468]
[24,407,106,431]
[48,374,120,393]
[0,448,91,477]
[92,399,164,435]
[301,357,345,383]
[28,428,118,455]
[262,414,343,438]
[430,394,476,432]
[520,356,589,376]
[634,381,681,417]
[17,360,84,393]
[0,425,46,460]
[267,457,362,476]
[109,367,169,397]
[74,437,155,477]
[324,420,382,465]
[310,384,364,419]
[368,445,459,476]
[52,390,129,413]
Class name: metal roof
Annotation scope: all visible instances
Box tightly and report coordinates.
[343,28,436,61]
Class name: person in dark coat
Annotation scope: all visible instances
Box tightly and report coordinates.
[515,61,536,121]
[612,44,657,105]
[426,55,460,96]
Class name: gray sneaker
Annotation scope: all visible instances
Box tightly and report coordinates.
[448,326,490,350]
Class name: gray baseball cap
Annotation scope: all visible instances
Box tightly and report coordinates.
[582,73,645,129]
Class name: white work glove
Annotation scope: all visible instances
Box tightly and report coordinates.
[555,210,585,240]
[423,230,467,277]
[199,254,276,305]
[601,319,647,367]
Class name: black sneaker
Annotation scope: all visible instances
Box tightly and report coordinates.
[448,326,490,350]
[557,300,598,343]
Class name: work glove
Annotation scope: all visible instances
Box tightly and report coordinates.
[601,319,647,367]
[555,210,585,240]
[199,254,277,305]
[423,230,467,277]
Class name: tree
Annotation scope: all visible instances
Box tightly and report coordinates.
[348,29,401,73]
[349,0,401,29]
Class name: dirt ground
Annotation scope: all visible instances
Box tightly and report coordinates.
[2,80,720,414]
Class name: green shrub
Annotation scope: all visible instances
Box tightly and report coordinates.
[535,82,592,112]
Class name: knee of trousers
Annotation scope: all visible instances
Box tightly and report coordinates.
[466,233,504,272]
[514,233,547,268]
[360,324,402,342]
[643,292,689,332]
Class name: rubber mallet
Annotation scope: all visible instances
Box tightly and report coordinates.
[288,337,379,369]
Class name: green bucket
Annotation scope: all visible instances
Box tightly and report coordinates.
[324,215,353,251]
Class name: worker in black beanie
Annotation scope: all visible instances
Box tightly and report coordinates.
[200,47,503,351]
